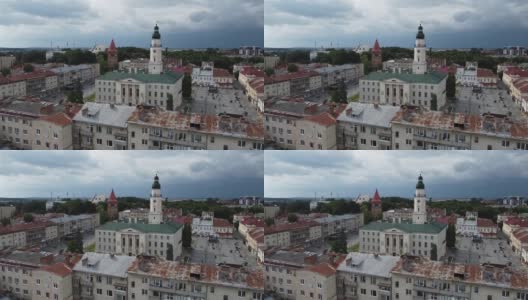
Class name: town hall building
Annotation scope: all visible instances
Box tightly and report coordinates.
[95,24,183,110]
[359,25,448,110]
[359,174,447,259]
[95,174,183,260]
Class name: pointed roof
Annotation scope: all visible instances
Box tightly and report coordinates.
[372,189,381,203]
[108,189,117,203]
[372,39,381,53]
[109,39,117,51]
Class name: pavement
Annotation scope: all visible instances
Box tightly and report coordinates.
[448,85,526,121]
[446,235,527,272]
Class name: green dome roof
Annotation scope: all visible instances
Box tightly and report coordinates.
[152,24,161,39]
[416,24,425,39]
[152,174,161,189]
[416,174,425,189]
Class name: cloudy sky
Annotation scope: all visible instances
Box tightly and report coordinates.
[0,151,263,199]
[265,0,528,48]
[0,0,263,48]
[265,151,528,199]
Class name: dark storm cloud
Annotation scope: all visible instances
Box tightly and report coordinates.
[265,151,528,199]
[0,0,263,48]
[0,151,263,199]
[265,0,528,48]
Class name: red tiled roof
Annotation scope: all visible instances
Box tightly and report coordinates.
[477,68,495,78]
[213,218,231,228]
[173,216,193,225]
[248,227,264,243]
[305,263,337,277]
[108,189,117,203]
[38,112,73,127]
[240,217,265,227]
[512,78,528,93]
[248,77,264,93]
[0,221,52,235]
[372,189,381,204]
[512,228,528,243]
[505,67,528,78]
[303,112,337,127]
[505,217,528,228]
[109,39,117,51]
[38,262,73,277]
[213,68,231,78]
[266,71,319,84]
[240,67,264,78]
[373,39,381,52]
[477,218,495,228]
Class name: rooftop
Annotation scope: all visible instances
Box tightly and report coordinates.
[98,70,183,84]
[97,221,182,234]
[128,256,264,290]
[73,102,136,128]
[337,252,400,278]
[337,102,400,128]
[361,221,447,234]
[50,214,96,224]
[73,252,136,278]
[362,71,447,84]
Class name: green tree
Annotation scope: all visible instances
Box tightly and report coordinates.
[331,80,348,103]
[182,73,192,99]
[67,232,84,253]
[264,68,275,76]
[23,64,34,73]
[1,68,10,76]
[67,79,84,104]
[182,223,192,248]
[23,213,34,223]
[166,93,174,111]
[446,73,456,98]
[287,64,299,73]
[1,218,10,226]
[330,231,348,253]
[446,223,456,248]
[265,218,275,226]
[166,243,174,261]
[287,214,298,223]
[430,243,438,260]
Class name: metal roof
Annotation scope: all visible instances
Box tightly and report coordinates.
[337,103,400,128]
[337,252,400,278]
[73,252,135,278]
[73,102,136,128]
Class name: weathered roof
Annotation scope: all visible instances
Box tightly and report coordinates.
[98,71,183,84]
[38,262,73,277]
[97,221,182,234]
[73,103,136,128]
[361,221,447,234]
[337,102,400,128]
[337,252,400,278]
[73,252,135,278]
[362,71,447,84]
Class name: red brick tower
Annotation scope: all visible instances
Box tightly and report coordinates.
[107,39,118,70]
[107,189,118,220]
[371,39,382,70]
[371,189,382,219]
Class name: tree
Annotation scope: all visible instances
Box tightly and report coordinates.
[67,79,84,104]
[265,218,275,226]
[446,73,456,98]
[331,80,348,104]
[330,231,348,254]
[430,93,438,111]
[182,223,192,248]
[1,218,10,226]
[264,68,275,76]
[1,68,10,76]
[166,243,174,261]
[166,93,174,111]
[182,73,192,99]
[67,231,84,253]
[287,64,299,73]
[430,243,438,261]
[287,214,298,223]
[23,64,34,73]
[23,213,34,223]
[446,223,456,248]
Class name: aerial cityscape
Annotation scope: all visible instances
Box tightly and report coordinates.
[1,0,528,300]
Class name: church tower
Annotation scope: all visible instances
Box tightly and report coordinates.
[148,24,163,75]
[107,189,118,220]
[371,39,382,70]
[412,24,427,75]
[149,174,163,224]
[413,174,427,224]
[371,189,382,219]
[107,39,118,70]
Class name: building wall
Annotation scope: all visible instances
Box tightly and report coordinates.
[73,271,128,300]
[0,113,35,149]
[337,271,392,300]
[337,122,392,150]
[264,263,298,299]
[0,261,34,299]
[296,270,337,300]
[32,120,73,150]
[0,206,16,219]
[73,122,128,150]
[264,81,290,99]
[296,120,337,150]
[0,81,26,99]
[33,270,73,300]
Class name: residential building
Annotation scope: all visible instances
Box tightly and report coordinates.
[314,214,364,237]
[33,262,76,300]
[72,252,135,300]
[0,205,16,219]
[383,59,413,73]
[502,217,528,239]
[336,253,400,300]
[51,64,100,86]
[127,256,264,300]
[192,61,215,86]
[313,64,364,87]
[391,106,528,150]
[127,105,264,150]
[118,58,149,73]
[239,46,263,57]
[247,76,264,112]
[391,256,528,300]
[50,214,100,237]
[238,67,265,91]
[382,209,413,223]
[264,56,280,70]
[510,228,528,257]
[264,71,321,99]
[511,78,528,112]
[0,221,58,250]
[72,102,136,150]
[337,102,400,150]
[0,55,16,69]
[118,208,149,223]
[502,67,528,91]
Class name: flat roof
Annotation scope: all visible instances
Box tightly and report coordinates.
[73,103,136,128]
[337,103,400,128]
[337,252,400,278]
[73,252,135,278]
